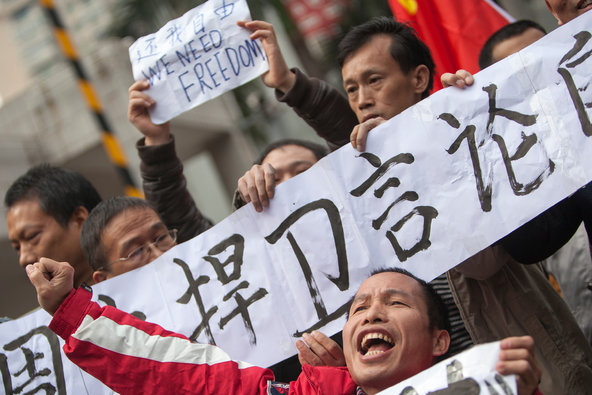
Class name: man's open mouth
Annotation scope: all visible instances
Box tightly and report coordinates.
[360,332,394,356]
[579,0,592,9]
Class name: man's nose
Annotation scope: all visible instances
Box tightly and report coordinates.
[364,301,385,324]
[357,86,374,109]
[19,246,37,268]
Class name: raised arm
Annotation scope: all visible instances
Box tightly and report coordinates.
[128,80,172,145]
[129,81,213,242]
[27,259,272,394]
[239,20,358,149]
[237,20,295,95]
[497,191,585,263]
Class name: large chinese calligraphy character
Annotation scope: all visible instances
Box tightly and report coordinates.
[175,234,267,345]
[558,31,592,137]
[265,199,350,336]
[1,326,65,395]
[440,83,554,212]
[350,153,438,262]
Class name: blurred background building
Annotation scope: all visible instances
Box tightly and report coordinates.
[0,0,557,318]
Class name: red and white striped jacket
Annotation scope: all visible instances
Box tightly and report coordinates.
[49,287,358,395]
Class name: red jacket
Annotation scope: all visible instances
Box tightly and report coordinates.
[50,288,544,395]
[50,287,357,395]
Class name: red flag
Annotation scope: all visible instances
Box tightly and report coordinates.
[388,0,513,91]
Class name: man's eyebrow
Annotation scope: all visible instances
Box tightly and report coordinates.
[352,293,370,305]
[120,236,142,256]
[343,68,384,85]
[150,221,167,232]
[343,77,356,86]
[19,223,39,232]
[11,224,40,239]
[287,160,314,169]
[120,221,167,254]
[352,288,412,303]
[383,288,412,299]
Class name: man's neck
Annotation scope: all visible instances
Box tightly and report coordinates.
[74,261,95,287]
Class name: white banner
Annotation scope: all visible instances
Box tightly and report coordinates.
[128,0,269,124]
[378,341,517,395]
[0,309,116,394]
[2,11,591,393]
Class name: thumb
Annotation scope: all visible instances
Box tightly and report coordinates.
[28,259,75,315]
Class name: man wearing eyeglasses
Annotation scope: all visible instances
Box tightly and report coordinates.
[80,196,177,283]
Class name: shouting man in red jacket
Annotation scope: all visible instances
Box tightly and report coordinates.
[27,258,540,394]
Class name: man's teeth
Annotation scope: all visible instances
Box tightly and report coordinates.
[361,332,394,354]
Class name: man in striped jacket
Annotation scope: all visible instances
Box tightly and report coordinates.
[26,258,540,394]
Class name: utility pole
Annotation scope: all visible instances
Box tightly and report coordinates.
[38,0,142,197]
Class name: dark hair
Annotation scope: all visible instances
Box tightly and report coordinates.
[347,267,450,333]
[81,196,154,270]
[478,20,546,69]
[5,164,102,227]
[232,139,329,210]
[337,16,435,99]
[254,139,329,165]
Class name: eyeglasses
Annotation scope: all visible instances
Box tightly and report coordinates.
[98,229,178,271]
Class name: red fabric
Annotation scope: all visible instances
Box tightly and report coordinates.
[388,0,512,91]
[284,0,348,39]
[291,364,357,394]
[50,287,357,394]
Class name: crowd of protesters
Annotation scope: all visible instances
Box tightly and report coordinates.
[3,1,592,394]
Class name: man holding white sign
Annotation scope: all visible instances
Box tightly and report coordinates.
[242,12,592,395]
[25,258,541,395]
[134,11,591,393]
[129,2,590,392]
[237,15,475,365]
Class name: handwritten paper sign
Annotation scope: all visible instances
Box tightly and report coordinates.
[0,309,115,394]
[128,0,269,124]
[2,11,591,393]
[378,342,516,395]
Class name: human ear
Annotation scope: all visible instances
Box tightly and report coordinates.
[69,206,89,229]
[92,270,108,284]
[412,64,430,96]
[432,329,451,357]
[544,1,562,25]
